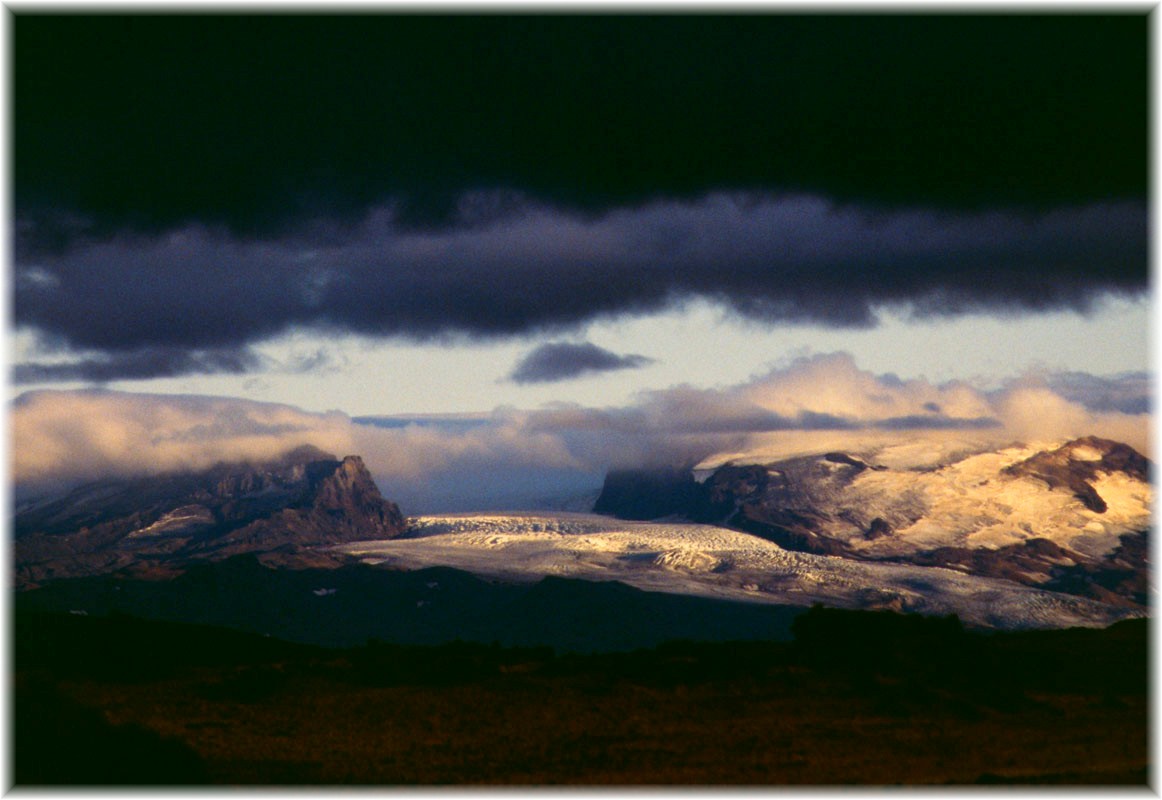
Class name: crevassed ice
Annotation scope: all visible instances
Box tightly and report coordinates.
[335,512,1143,631]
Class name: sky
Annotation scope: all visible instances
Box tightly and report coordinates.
[9,12,1152,512]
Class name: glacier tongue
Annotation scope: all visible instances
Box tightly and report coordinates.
[335,512,1143,631]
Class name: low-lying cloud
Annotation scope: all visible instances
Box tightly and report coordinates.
[509,342,655,384]
[12,353,1150,512]
[11,389,358,493]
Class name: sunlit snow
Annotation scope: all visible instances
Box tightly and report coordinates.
[701,439,1151,559]
[335,512,1141,631]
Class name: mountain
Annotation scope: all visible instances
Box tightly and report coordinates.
[11,436,1149,640]
[592,466,701,520]
[593,437,1151,607]
[14,445,406,588]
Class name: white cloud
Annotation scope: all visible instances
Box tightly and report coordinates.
[991,384,1150,455]
[11,353,1150,512]
[11,389,357,489]
[735,352,996,422]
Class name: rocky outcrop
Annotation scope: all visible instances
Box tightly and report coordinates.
[695,464,771,523]
[1003,436,1150,513]
[594,458,865,557]
[591,467,702,521]
[14,447,406,588]
[201,455,405,552]
[688,454,891,556]
[866,518,893,540]
[889,532,1149,608]
[1041,532,1149,607]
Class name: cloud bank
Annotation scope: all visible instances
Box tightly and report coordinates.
[14,195,1146,382]
[11,346,265,385]
[10,390,359,493]
[12,354,1150,512]
[14,15,1145,397]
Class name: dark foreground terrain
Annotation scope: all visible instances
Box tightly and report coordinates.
[12,606,1148,786]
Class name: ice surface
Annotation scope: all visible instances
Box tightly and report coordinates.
[335,512,1142,631]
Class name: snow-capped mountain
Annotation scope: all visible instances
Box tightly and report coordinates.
[11,435,1150,634]
[595,436,1151,607]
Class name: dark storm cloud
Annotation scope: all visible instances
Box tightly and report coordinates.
[11,14,1148,380]
[510,342,655,384]
[13,196,1147,380]
[11,346,264,385]
[14,14,1145,236]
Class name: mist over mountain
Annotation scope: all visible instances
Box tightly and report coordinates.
[14,445,405,588]
[592,436,1151,609]
[14,432,1149,641]
[11,353,1151,514]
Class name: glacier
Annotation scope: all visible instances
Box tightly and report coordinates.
[335,512,1143,631]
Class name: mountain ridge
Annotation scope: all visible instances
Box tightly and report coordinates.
[14,446,406,588]
[592,436,1151,607]
[11,435,1151,634]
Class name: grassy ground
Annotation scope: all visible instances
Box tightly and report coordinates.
[12,609,1149,786]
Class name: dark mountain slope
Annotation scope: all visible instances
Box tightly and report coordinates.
[14,445,406,587]
[1002,435,1150,513]
[14,556,803,651]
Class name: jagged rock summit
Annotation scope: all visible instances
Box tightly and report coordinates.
[14,446,407,587]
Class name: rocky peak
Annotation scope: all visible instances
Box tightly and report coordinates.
[14,447,407,587]
[208,445,340,500]
[823,452,874,471]
[201,451,406,547]
[280,444,340,466]
[305,455,404,533]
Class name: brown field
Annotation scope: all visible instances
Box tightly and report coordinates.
[13,609,1149,786]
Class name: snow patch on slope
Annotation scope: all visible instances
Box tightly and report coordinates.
[698,438,1150,559]
[126,504,215,538]
[847,443,1150,558]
